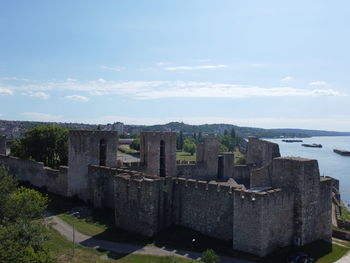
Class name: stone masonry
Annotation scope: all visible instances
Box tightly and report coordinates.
[0,131,335,258]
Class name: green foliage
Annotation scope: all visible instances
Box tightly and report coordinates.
[201,249,220,263]
[0,166,52,263]
[130,137,140,151]
[183,138,196,155]
[4,187,48,221]
[236,155,246,165]
[0,167,18,219]
[219,144,229,153]
[177,131,184,150]
[10,125,68,168]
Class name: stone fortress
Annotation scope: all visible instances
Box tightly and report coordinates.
[0,131,336,257]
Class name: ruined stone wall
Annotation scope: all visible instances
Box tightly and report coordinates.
[87,165,118,208]
[0,136,6,155]
[114,174,173,237]
[246,137,280,167]
[232,189,295,257]
[140,132,176,177]
[68,130,118,201]
[0,154,68,196]
[173,178,234,240]
[220,152,234,179]
[232,165,251,187]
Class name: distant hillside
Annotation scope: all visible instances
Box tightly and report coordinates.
[132,122,350,138]
[1,120,349,139]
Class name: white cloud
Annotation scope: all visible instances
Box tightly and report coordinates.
[1,79,346,100]
[0,87,13,95]
[21,112,62,121]
[309,81,328,86]
[156,62,172,66]
[164,64,228,71]
[65,95,90,102]
[100,65,123,72]
[28,91,49,99]
[281,76,293,82]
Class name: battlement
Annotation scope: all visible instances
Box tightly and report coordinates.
[140,131,176,137]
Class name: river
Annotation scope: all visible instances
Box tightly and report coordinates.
[266,136,350,205]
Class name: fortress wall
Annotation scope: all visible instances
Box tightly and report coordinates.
[246,137,280,167]
[0,154,68,196]
[176,164,214,180]
[250,163,273,188]
[87,165,118,208]
[232,165,251,181]
[260,189,295,256]
[232,188,294,257]
[173,178,234,240]
[317,177,333,242]
[114,175,164,237]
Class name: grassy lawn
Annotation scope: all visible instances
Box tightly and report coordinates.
[46,227,194,263]
[58,214,107,236]
[176,151,196,162]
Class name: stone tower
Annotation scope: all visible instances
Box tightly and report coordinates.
[140,132,176,177]
[67,130,118,201]
[196,138,219,176]
[0,136,6,155]
[246,137,280,167]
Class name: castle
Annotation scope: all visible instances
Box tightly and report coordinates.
[0,131,335,257]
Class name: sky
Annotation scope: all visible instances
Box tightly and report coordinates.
[0,0,350,131]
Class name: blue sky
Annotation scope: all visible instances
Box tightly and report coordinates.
[0,0,349,131]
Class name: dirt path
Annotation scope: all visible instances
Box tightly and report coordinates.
[47,215,255,263]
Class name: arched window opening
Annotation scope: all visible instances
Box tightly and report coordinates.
[159,140,166,177]
[99,139,107,166]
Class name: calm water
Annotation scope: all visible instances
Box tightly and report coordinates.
[266,136,350,205]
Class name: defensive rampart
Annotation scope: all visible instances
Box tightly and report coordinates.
[0,154,68,196]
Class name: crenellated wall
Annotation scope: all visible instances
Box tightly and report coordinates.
[0,154,68,196]
[173,178,234,240]
[232,188,295,257]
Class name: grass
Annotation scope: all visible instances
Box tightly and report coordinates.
[58,214,107,236]
[176,151,196,162]
[46,226,195,263]
[233,147,246,165]
[262,240,349,263]
[118,145,139,155]
[340,205,350,221]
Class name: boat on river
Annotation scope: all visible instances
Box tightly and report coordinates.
[302,143,322,148]
[334,149,350,156]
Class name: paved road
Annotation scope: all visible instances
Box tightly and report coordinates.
[47,215,256,263]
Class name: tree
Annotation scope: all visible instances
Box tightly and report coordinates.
[202,249,220,263]
[183,138,196,155]
[177,131,184,150]
[0,166,53,263]
[130,137,140,151]
[10,126,68,168]
[230,128,236,139]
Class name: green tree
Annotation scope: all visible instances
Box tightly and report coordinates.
[130,137,140,151]
[202,249,220,263]
[219,143,229,153]
[183,138,196,155]
[230,128,236,139]
[10,126,68,168]
[0,167,53,263]
[177,131,184,150]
